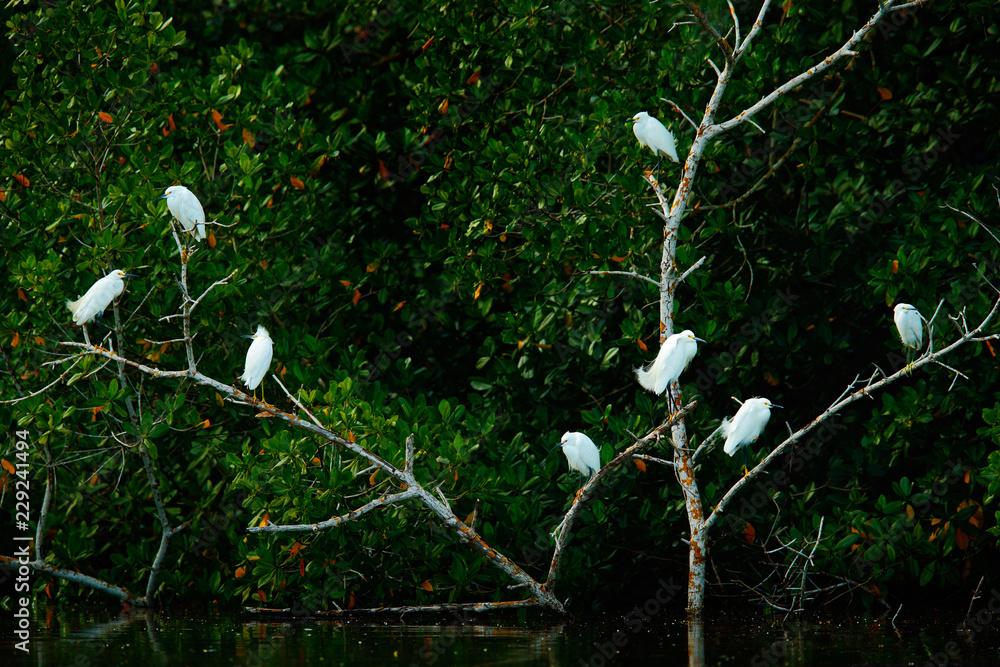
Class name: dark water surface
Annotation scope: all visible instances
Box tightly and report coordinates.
[3,604,999,665]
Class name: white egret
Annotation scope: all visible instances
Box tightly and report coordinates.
[551,431,601,486]
[240,326,273,402]
[156,185,207,241]
[626,111,679,179]
[722,398,782,470]
[893,303,924,350]
[636,330,704,395]
[66,270,137,326]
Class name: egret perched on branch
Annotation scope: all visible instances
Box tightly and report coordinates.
[551,431,601,487]
[626,111,679,180]
[156,185,207,241]
[636,330,704,395]
[722,398,782,470]
[893,303,924,350]
[240,326,273,403]
[66,269,137,326]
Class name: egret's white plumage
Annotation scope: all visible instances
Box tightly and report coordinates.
[240,326,273,392]
[893,303,923,350]
[65,270,135,325]
[553,431,601,479]
[156,185,207,240]
[723,398,782,457]
[636,330,703,394]
[627,111,679,164]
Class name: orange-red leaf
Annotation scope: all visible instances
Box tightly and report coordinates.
[207,231,217,248]
[419,580,434,592]
[243,128,256,148]
[352,289,361,305]
[421,36,434,50]
[211,109,233,130]
[986,340,995,357]
[474,283,483,300]
[956,528,969,551]
[300,557,306,577]
[891,260,899,274]
[162,113,176,137]
[764,372,780,386]
[339,280,352,288]
[14,173,30,188]
[378,159,390,182]
[256,590,267,602]
[637,338,647,352]
[392,301,406,312]
[259,513,270,528]
[196,419,211,429]
[98,111,113,123]
[611,255,627,263]
[438,98,449,115]
[347,591,356,609]
[235,566,246,579]
[369,470,378,485]
[877,87,893,100]
[0,188,5,202]
[366,261,379,273]
[10,332,20,348]
[634,459,647,472]
[1,459,15,475]
[290,176,305,190]
[466,71,481,85]
[744,522,756,543]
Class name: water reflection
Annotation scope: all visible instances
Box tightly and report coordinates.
[3,604,998,666]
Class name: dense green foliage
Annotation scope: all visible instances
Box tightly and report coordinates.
[2,0,999,611]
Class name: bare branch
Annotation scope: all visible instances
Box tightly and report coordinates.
[687,3,734,65]
[1,358,82,404]
[709,1,909,138]
[678,256,708,284]
[272,373,325,428]
[633,453,675,468]
[735,0,773,58]
[586,269,660,287]
[660,98,699,132]
[244,598,543,617]
[727,0,741,54]
[248,488,420,534]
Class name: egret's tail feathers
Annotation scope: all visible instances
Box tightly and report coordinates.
[196,223,207,240]
[662,130,679,163]
[721,418,738,456]
[635,364,656,393]
[635,357,671,395]
[66,298,83,324]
